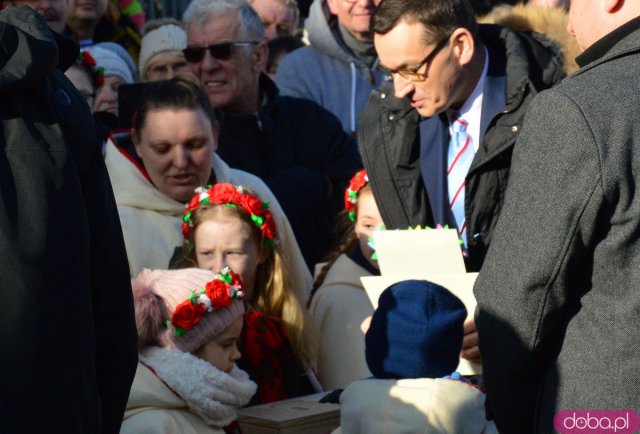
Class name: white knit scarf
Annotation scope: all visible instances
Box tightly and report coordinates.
[139,347,257,427]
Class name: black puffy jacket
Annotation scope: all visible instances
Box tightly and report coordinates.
[359,25,565,271]
[0,8,137,433]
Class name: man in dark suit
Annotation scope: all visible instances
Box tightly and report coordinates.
[474,0,640,432]
[359,0,564,362]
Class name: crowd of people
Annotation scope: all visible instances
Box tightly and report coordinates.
[2,0,639,432]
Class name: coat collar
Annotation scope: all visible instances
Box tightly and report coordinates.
[576,15,640,67]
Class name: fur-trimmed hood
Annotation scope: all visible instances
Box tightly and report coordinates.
[480,3,582,73]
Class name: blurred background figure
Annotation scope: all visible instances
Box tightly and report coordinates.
[65,0,141,62]
[139,18,193,81]
[0,0,66,33]
[266,35,304,79]
[248,0,300,40]
[85,41,136,115]
[64,50,102,109]
[85,41,136,144]
[275,0,384,138]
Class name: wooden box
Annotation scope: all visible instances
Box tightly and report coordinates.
[237,392,340,434]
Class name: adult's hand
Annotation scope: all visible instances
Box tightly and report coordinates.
[460,317,482,363]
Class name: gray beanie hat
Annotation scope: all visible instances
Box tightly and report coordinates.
[84,42,137,84]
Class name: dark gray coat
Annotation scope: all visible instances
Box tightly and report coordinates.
[0,8,138,434]
[474,20,640,434]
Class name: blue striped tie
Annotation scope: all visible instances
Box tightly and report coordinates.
[447,111,474,246]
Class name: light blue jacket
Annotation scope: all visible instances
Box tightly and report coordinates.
[275,0,385,137]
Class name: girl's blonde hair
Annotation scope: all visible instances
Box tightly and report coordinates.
[175,189,317,368]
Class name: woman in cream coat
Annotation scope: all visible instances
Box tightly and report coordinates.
[104,77,312,298]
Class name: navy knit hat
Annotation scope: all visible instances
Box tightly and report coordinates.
[365,280,467,379]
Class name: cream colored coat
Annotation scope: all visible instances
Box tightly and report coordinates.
[333,378,498,434]
[309,254,374,390]
[121,362,222,434]
[121,347,256,434]
[104,141,312,300]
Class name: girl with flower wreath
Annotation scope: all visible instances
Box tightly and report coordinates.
[64,50,103,109]
[123,267,257,434]
[174,182,319,404]
[307,169,385,390]
[102,77,312,303]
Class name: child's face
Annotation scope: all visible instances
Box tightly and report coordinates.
[192,316,243,373]
[194,214,263,300]
[354,189,384,269]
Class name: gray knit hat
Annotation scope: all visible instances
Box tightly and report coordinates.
[84,42,137,84]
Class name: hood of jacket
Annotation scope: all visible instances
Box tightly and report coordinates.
[480,3,581,74]
[319,253,371,291]
[305,0,365,66]
[0,6,77,92]
[338,378,496,434]
[105,140,186,216]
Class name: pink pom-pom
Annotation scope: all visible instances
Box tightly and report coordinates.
[131,270,170,348]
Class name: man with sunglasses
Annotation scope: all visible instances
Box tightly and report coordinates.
[183,0,361,270]
[358,0,564,364]
[275,0,384,138]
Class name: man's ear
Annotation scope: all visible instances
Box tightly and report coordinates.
[252,41,269,73]
[450,27,475,67]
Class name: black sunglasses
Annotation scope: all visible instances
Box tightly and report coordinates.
[183,41,259,63]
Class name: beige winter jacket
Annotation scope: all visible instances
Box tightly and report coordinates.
[332,378,498,434]
[309,254,374,390]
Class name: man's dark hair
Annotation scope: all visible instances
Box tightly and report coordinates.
[133,77,217,135]
[371,0,478,44]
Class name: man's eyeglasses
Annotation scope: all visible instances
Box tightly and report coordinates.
[377,35,451,82]
[183,41,259,63]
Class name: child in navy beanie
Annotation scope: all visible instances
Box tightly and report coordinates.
[365,279,467,379]
[332,280,498,434]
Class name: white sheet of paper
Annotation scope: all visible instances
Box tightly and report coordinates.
[361,273,481,376]
[373,229,466,275]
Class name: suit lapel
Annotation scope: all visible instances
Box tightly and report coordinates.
[419,115,453,227]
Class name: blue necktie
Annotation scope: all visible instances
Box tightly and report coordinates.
[447,111,474,246]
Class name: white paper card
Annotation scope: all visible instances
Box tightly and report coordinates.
[373,229,466,275]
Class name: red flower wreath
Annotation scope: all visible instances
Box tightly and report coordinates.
[170,267,244,336]
[182,184,278,249]
[344,169,369,222]
[78,50,105,88]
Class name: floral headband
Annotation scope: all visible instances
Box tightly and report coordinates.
[170,267,244,336]
[182,183,277,249]
[344,169,369,222]
[77,51,105,88]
